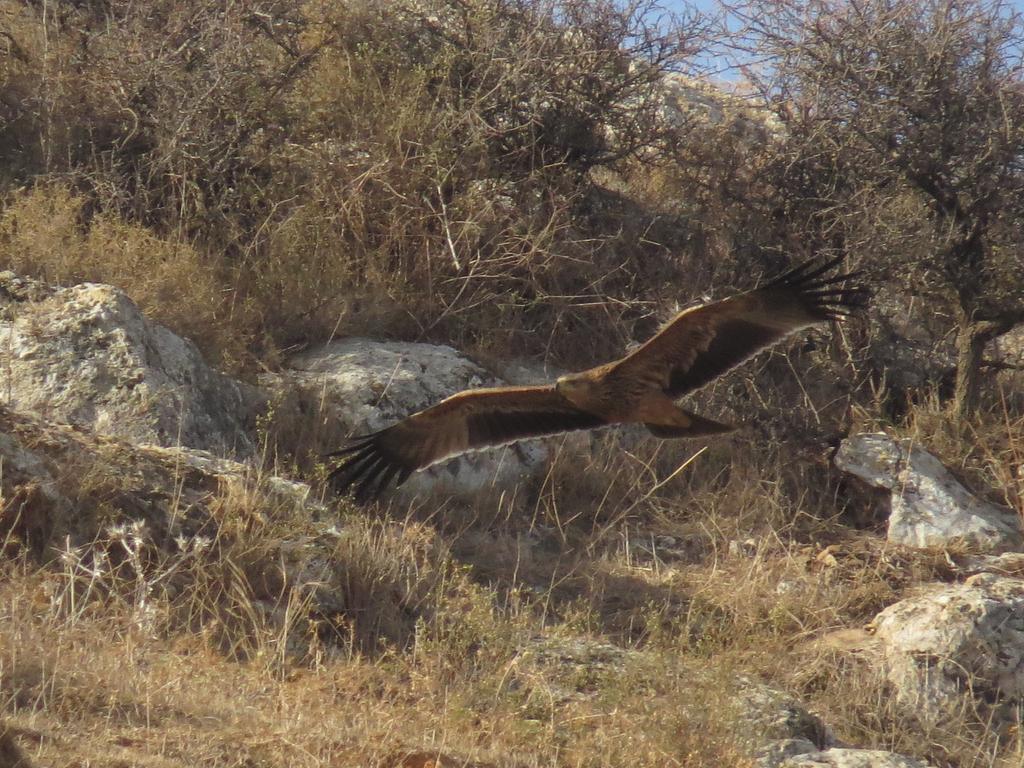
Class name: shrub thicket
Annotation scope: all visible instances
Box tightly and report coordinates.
[733,0,1024,416]
[0,0,723,367]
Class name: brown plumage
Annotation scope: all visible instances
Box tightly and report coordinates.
[329,256,867,501]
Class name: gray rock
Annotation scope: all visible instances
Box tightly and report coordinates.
[989,325,1024,409]
[869,573,1024,727]
[754,739,822,768]
[658,72,782,143]
[957,551,1024,577]
[732,679,832,767]
[779,748,934,767]
[835,433,1022,552]
[735,679,830,749]
[0,403,313,553]
[513,636,635,705]
[274,338,550,500]
[0,272,262,457]
[989,324,1024,368]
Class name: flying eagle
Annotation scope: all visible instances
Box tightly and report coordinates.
[329,256,865,501]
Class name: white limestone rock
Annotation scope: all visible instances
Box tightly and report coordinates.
[989,323,1024,368]
[0,272,261,457]
[869,573,1024,727]
[658,72,783,142]
[279,338,549,500]
[779,748,934,768]
[835,433,1022,552]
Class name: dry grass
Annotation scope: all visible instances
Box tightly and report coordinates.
[0,184,250,368]
[4,385,1024,766]
[2,1,1024,765]
[0,532,748,768]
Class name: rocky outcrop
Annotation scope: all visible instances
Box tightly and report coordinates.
[266,339,550,500]
[658,73,782,144]
[868,573,1024,728]
[777,749,934,768]
[0,272,262,457]
[0,402,445,654]
[0,403,312,555]
[835,433,1022,552]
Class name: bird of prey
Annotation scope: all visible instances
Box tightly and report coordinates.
[329,256,866,500]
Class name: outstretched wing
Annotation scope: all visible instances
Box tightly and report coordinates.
[328,385,606,501]
[612,255,867,398]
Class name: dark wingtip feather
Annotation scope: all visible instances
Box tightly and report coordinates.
[765,256,870,319]
[333,451,383,492]
[766,252,845,288]
[328,428,416,503]
[324,433,377,459]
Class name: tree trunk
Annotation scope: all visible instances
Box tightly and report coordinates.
[953,320,985,418]
[952,316,1021,418]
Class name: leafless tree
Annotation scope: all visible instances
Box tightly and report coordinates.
[730,0,1024,416]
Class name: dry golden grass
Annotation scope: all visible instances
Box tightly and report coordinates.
[4,388,1024,766]
[2,2,1023,765]
[0,185,251,368]
[0,543,749,768]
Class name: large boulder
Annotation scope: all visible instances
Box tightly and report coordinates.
[869,573,1024,727]
[268,339,550,500]
[0,272,262,457]
[835,433,1022,552]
